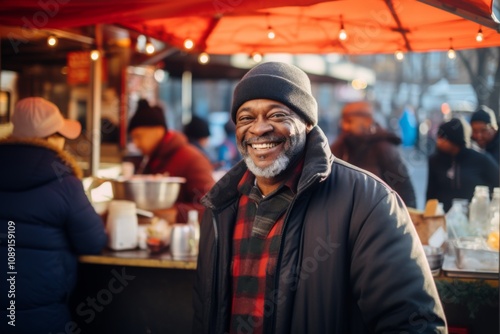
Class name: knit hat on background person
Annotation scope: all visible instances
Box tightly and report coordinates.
[342,101,374,118]
[184,115,210,139]
[470,105,498,130]
[231,62,318,126]
[224,119,236,135]
[437,118,466,147]
[127,99,167,133]
[12,97,81,139]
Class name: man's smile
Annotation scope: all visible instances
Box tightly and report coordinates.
[249,142,282,150]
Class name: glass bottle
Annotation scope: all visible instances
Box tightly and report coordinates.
[446,198,469,240]
[469,185,491,237]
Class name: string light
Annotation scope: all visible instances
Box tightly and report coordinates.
[198,52,210,64]
[267,26,276,40]
[394,49,404,61]
[90,50,100,61]
[145,39,155,54]
[184,38,194,50]
[47,35,58,47]
[251,52,263,63]
[476,27,484,42]
[447,38,456,59]
[338,15,347,41]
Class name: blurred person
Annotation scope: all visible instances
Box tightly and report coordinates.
[127,99,215,218]
[216,119,241,170]
[193,62,446,333]
[0,97,107,333]
[183,114,213,161]
[469,105,499,163]
[330,101,417,208]
[427,118,499,212]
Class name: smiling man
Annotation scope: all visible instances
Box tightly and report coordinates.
[193,62,447,334]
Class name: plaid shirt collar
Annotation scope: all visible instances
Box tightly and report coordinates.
[237,157,304,238]
[237,157,304,198]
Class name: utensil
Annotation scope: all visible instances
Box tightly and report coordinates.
[170,224,197,259]
[105,176,186,210]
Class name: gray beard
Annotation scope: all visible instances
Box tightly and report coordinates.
[244,153,290,178]
[241,132,307,178]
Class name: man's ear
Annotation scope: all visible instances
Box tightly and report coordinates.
[306,124,314,133]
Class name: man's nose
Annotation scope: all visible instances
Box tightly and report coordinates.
[250,117,273,136]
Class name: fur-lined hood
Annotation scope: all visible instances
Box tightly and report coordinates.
[0,137,83,191]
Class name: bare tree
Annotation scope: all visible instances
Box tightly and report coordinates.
[458,47,500,116]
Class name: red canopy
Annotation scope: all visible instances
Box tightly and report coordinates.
[1,0,499,54]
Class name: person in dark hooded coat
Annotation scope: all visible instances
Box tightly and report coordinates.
[427,117,499,212]
[330,101,417,208]
[0,97,107,334]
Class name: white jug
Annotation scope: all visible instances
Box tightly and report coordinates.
[106,200,138,250]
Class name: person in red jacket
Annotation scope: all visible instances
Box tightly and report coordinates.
[127,99,215,221]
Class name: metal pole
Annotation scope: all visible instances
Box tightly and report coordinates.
[89,24,103,177]
[181,70,193,125]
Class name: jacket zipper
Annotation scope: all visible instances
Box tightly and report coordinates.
[269,176,318,332]
[208,214,219,333]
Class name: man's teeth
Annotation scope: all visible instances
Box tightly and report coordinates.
[251,142,279,150]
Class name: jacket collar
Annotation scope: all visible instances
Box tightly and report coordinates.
[0,137,83,179]
[201,126,333,210]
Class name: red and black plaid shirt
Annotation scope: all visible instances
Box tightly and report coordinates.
[230,161,303,334]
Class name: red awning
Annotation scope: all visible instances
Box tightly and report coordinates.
[1,0,499,54]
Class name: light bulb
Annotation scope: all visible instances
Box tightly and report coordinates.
[184,39,194,50]
[447,48,456,59]
[198,52,210,64]
[47,35,58,47]
[267,28,275,40]
[251,53,263,63]
[90,50,100,61]
[394,50,404,61]
[145,41,155,54]
[338,28,347,41]
[476,28,484,42]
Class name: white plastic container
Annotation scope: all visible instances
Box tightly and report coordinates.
[106,200,138,250]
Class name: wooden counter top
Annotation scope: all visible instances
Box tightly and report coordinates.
[79,248,197,270]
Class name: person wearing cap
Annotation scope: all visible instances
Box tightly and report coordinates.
[0,97,107,333]
[127,99,215,220]
[427,117,499,212]
[193,62,446,333]
[469,105,499,163]
[330,101,417,208]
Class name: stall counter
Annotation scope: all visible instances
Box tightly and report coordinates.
[71,249,498,334]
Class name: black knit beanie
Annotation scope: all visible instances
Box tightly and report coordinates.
[127,99,167,133]
[470,106,498,130]
[438,118,466,147]
[184,115,210,139]
[231,62,318,126]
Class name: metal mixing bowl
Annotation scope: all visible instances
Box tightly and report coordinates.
[109,176,186,210]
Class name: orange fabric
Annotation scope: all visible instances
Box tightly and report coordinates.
[1,0,499,54]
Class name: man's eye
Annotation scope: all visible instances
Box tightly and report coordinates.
[270,113,286,119]
[238,116,253,122]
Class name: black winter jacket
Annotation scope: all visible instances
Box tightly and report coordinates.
[193,126,446,333]
[426,146,499,212]
[0,138,107,334]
